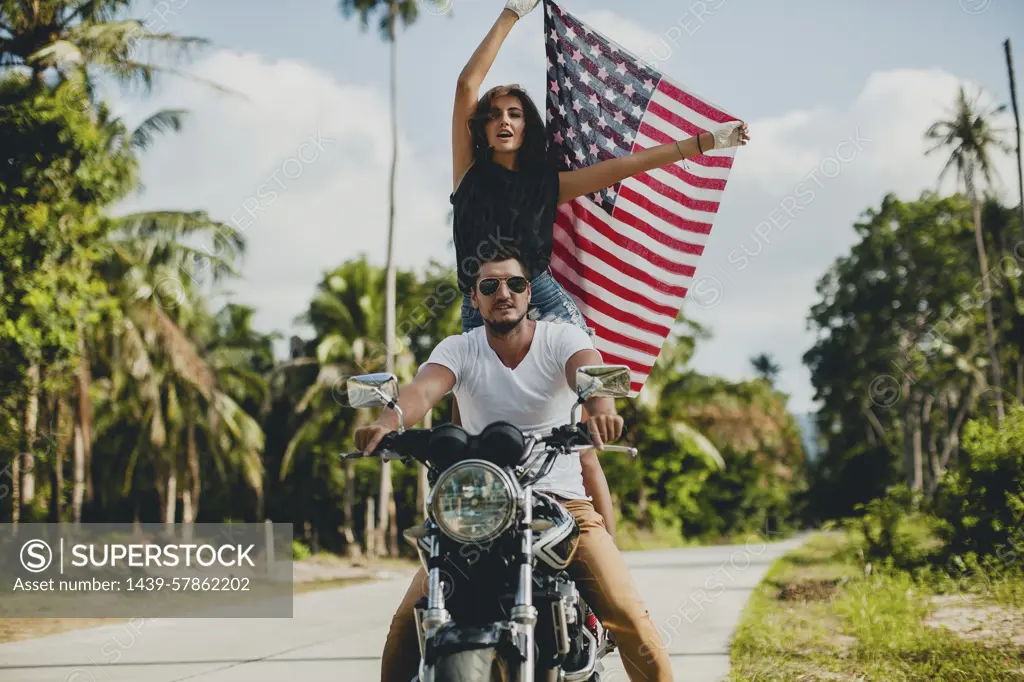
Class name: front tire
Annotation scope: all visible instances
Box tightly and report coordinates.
[432,647,509,682]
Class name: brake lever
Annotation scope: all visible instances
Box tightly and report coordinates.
[340,430,401,462]
[339,449,408,462]
[598,444,639,457]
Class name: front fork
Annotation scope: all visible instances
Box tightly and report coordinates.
[417,520,451,682]
[416,487,538,682]
[511,485,538,682]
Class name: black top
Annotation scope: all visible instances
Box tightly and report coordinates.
[450,160,561,293]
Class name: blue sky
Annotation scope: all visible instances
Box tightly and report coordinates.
[113,0,1024,414]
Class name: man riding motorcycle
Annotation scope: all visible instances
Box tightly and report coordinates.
[355,251,673,682]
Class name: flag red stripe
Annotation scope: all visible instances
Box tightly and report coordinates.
[567,203,698,278]
[632,143,728,191]
[639,122,734,169]
[613,197,709,251]
[656,79,734,124]
[552,223,688,321]
[648,99,705,137]
[629,173,720,216]
[590,349,654,376]
[548,236,679,317]
[608,186,710,249]
[586,320,661,357]
[552,219,688,300]
[552,258,672,338]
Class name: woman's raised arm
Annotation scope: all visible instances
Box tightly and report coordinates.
[452,1,542,191]
[556,121,750,205]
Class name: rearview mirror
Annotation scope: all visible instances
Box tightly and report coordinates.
[575,365,630,400]
[346,373,399,409]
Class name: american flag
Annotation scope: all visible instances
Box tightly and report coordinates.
[543,0,740,396]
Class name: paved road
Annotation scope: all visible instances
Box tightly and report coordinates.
[0,535,806,682]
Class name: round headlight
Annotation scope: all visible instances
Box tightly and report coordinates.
[429,460,516,543]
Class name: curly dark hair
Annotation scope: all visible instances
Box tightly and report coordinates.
[469,84,555,170]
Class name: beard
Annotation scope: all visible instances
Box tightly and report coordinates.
[484,309,527,336]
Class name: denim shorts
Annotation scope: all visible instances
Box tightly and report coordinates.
[461,269,593,337]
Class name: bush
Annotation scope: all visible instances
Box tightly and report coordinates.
[292,539,312,561]
[933,404,1024,561]
[846,484,948,570]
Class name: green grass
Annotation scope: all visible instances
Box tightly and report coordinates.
[729,532,1024,681]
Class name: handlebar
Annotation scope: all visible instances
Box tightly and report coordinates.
[560,442,637,456]
[598,444,639,456]
[342,422,637,464]
[339,431,408,462]
[340,450,406,461]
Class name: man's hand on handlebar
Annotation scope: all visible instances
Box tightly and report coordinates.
[354,423,394,457]
[585,412,624,450]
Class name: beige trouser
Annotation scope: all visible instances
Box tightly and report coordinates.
[380,498,673,681]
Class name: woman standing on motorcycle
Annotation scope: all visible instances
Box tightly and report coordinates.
[451,0,750,336]
[449,0,748,545]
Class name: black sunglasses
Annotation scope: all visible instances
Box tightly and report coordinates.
[477,276,528,296]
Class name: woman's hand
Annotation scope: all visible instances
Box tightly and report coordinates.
[504,0,542,19]
[711,121,750,149]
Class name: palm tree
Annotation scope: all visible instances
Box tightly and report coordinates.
[750,353,781,386]
[90,211,263,528]
[57,101,248,525]
[336,0,440,557]
[0,0,214,95]
[280,257,418,556]
[926,85,1014,425]
[2,0,220,521]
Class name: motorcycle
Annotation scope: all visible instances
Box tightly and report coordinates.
[341,364,637,682]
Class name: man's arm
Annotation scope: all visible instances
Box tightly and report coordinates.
[355,364,456,454]
[564,349,622,446]
[565,349,622,541]
[578,405,618,542]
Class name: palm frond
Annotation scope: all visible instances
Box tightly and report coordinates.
[119,317,153,380]
[122,405,151,494]
[112,210,244,284]
[673,421,726,470]
[280,417,321,480]
[128,108,186,150]
[143,302,215,399]
[149,385,166,448]
[27,39,83,67]
[223,395,266,456]
[302,291,359,335]
[316,333,353,365]
[65,1,134,26]
[294,363,346,413]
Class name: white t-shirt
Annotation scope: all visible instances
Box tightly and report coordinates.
[421,321,594,500]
